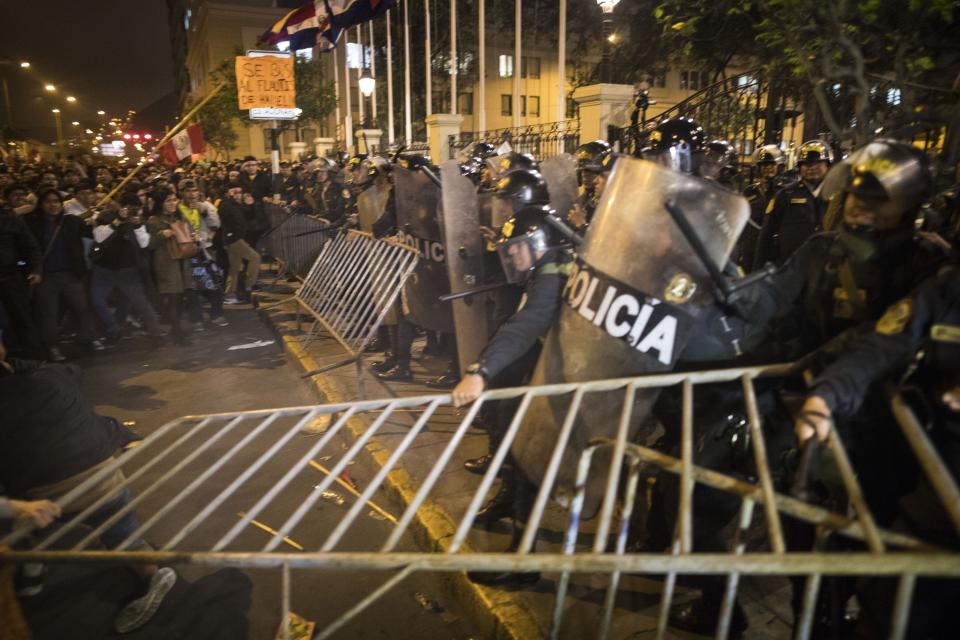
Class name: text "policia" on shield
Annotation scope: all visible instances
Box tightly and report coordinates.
[562,259,692,366]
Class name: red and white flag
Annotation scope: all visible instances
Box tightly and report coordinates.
[158,123,206,166]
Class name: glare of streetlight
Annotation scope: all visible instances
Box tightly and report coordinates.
[51,108,60,113]
[66,96,77,103]
[85,128,93,134]
[359,72,376,98]
[44,84,56,92]
[97,110,105,116]
[19,61,30,69]
[71,121,79,126]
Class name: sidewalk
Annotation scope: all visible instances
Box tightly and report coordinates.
[254,276,794,640]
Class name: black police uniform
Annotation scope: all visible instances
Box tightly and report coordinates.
[736,176,790,270]
[277,174,302,206]
[808,267,960,639]
[754,180,826,267]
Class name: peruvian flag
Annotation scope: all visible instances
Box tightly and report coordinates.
[158,123,206,166]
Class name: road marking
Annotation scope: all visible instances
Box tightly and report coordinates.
[310,460,399,525]
[237,512,304,550]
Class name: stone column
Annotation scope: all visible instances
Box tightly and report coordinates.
[572,84,636,146]
[288,141,307,161]
[313,137,336,158]
[356,129,383,155]
[425,113,463,162]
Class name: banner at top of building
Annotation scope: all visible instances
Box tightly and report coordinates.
[235,54,296,110]
[259,0,395,52]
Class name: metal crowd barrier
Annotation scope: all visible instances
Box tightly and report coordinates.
[3,364,958,639]
[257,204,331,281]
[287,229,418,386]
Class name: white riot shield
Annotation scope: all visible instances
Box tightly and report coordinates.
[356,183,390,234]
[511,157,750,515]
[540,153,580,221]
[393,167,453,333]
[440,160,499,372]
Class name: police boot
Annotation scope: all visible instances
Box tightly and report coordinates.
[376,364,413,382]
[467,519,541,586]
[369,353,397,373]
[426,364,460,389]
[669,591,748,636]
[473,484,514,527]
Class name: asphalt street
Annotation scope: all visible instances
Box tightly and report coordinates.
[19,302,479,640]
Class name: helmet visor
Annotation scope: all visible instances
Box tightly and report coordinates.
[496,228,549,284]
[651,143,694,174]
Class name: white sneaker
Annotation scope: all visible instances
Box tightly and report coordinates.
[113,567,176,634]
[223,295,243,305]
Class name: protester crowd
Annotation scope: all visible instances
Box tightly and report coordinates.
[3,123,960,638]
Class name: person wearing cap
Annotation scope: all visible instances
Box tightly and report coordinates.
[737,144,788,270]
[754,140,834,267]
[219,182,261,304]
[90,193,164,343]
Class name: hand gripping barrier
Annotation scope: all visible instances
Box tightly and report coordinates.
[3,365,958,640]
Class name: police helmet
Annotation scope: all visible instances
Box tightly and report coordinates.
[755,144,785,166]
[497,152,540,176]
[796,140,834,165]
[494,169,550,212]
[497,204,563,283]
[398,153,434,172]
[469,142,498,162]
[646,117,707,174]
[704,140,737,169]
[575,140,612,174]
[822,138,932,214]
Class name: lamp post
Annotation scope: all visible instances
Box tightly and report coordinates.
[0,59,32,133]
[596,0,620,84]
[51,108,63,148]
[359,70,375,128]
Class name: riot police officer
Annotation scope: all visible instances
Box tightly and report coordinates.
[571,139,613,227]
[701,139,739,189]
[644,116,708,175]
[753,140,833,267]
[796,266,959,638]
[661,139,951,635]
[736,144,786,270]
[452,170,572,585]
[308,158,349,225]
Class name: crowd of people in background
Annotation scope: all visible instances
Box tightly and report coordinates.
[0,153,359,361]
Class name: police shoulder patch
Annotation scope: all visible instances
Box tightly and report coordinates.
[876,298,913,335]
[790,197,808,204]
[931,324,960,344]
[764,198,776,215]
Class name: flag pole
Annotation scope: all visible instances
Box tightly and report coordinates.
[344,31,354,153]
[386,8,396,144]
[450,0,456,115]
[513,0,521,129]
[333,45,343,147]
[403,0,412,142]
[425,0,432,117]
[558,0,566,127]
[356,26,365,125]
[369,20,378,124]
[96,81,225,208]
[478,0,485,132]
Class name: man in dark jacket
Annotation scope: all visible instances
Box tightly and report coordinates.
[0,184,44,358]
[24,188,103,361]
[219,182,261,304]
[90,193,164,342]
[0,344,176,633]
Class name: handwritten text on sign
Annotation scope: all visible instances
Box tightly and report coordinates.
[235,55,296,110]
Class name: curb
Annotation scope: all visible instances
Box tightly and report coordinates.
[258,298,543,639]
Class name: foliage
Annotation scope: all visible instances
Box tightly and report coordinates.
[188,47,337,157]
[652,0,960,154]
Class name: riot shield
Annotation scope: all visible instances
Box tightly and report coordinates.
[540,153,580,221]
[393,166,454,333]
[356,183,389,234]
[439,160,500,372]
[511,157,750,515]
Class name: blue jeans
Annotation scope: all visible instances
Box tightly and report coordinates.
[90,266,161,335]
[82,487,146,550]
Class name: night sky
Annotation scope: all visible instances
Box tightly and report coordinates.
[1,0,176,142]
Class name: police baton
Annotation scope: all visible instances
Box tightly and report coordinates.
[790,439,818,501]
[439,281,508,302]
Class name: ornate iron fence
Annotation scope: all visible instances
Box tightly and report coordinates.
[449,120,581,161]
[611,70,801,165]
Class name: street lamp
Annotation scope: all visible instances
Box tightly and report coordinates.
[596,0,620,83]
[97,110,105,116]
[51,108,63,148]
[44,83,55,92]
[66,96,76,103]
[19,61,30,69]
